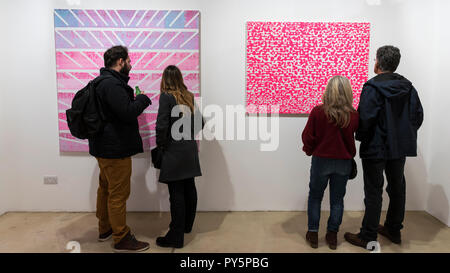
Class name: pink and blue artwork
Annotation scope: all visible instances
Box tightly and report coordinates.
[54,9,200,152]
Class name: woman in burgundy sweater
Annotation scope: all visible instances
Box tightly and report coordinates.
[302,75,359,250]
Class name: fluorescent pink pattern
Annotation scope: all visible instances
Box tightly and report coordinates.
[246,22,370,114]
[54,9,200,152]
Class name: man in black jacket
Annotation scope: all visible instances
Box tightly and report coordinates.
[345,46,424,249]
[89,46,151,252]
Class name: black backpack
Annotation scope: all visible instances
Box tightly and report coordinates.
[66,76,111,139]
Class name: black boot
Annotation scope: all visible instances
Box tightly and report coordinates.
[156,230,184,248]
[378,225,401,244]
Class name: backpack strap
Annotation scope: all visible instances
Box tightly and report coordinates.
[91,75,114,86]
[89,75,114,122]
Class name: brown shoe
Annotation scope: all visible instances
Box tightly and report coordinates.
[306,231,318,249]
[326,231,338,250]
[113,232,150,253]
[98,229,113,242]
[344,232,369,250]
[378,225,401,244]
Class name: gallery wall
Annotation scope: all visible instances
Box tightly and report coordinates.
[424,0,450,226]
[0,64,7,215]
[0,0,448,225]
[0,2,10,215]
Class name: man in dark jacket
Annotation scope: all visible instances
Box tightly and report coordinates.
[345,45,424,249]
[89,46,151,252]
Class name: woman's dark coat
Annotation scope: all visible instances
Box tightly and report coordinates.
[156,92,203,183]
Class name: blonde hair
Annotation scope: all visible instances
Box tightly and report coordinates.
[160,65,194,113]
[322,75,356,128]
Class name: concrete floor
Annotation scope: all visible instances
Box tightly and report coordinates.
[0,211,448,253]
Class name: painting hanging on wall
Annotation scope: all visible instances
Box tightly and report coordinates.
[54,9,200,152]
[246,22,370,114]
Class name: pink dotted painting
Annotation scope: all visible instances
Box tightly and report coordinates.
[246,22,370,114]
[54,9,200,152]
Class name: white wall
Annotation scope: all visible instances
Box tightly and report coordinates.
[0,3,10,216]
[424,0,450,226]
[0,0,448,224]
[0,104,7,216]
[389,0,450,226]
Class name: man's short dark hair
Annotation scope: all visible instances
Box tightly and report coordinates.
[104,45,129,68]
[376,45,401,72]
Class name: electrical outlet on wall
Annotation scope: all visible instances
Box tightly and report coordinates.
[44,176,58,185]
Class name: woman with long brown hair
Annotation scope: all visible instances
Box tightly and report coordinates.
[301,75,359,250]
[155,65,202,248]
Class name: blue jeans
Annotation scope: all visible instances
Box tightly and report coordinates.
[307,156,351,232]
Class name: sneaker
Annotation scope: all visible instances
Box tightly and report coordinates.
[306,231,319,249]
[378,225,401,244]
[98,229,113,242]
[326,231,338,250]
[113,232,150,253]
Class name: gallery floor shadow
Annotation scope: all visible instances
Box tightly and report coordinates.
[183,138,234,245]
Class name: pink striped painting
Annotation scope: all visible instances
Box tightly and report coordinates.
[246,22,370,114]
[54,9,200,152]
